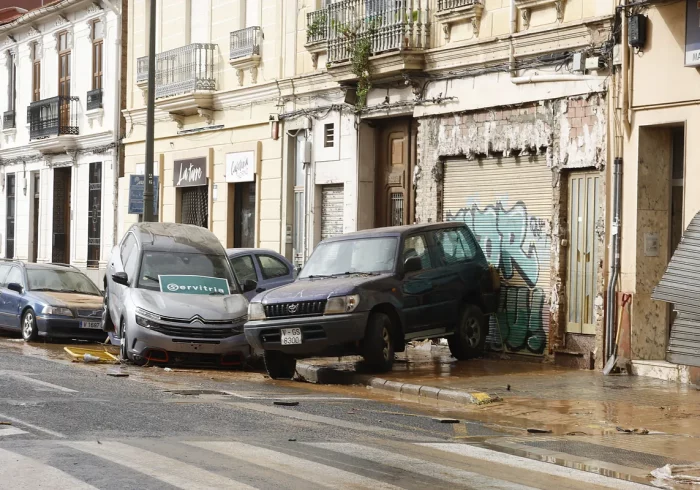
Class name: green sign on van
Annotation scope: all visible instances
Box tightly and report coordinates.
[158,275,230,295]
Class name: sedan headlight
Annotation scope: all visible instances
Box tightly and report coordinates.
[324,295,360,315]
[41,306,73,317]
[248,303,266,321]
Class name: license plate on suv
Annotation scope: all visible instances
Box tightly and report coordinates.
[280,328,302,345]
[81,321,102,330]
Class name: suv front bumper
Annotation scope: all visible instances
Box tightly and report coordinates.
[245,311,370,356]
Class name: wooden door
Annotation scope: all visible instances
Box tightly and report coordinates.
[375,118,413,228]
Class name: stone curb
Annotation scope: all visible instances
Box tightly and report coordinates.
[295,362,499,406]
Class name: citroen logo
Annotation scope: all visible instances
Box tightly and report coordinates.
[287,304,298,314]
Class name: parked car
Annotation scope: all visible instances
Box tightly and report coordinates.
[0,260,105,342]
[102,223,255,367]
[227,249,295,301]
[245,222,500,379]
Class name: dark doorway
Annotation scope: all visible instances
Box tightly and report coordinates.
[180,186,208,228]
[5,174,15,259]
[31,172,40,262]
[374,117,413,228]
[52,167,72,264]
[234,181,256,248]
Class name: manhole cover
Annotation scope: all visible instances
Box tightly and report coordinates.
[165,390,232,396]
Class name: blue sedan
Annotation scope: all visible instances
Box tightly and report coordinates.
[227,249,296,301]
[0,260,105,342]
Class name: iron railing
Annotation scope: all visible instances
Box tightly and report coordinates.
[230,26,262,60]
[437,0,480,11]
[327,0,429,63]
[306,9,328,44]
[3,110,15,130]
[136,43,217,99]
[86,88,103,111]
[28,96,79,140]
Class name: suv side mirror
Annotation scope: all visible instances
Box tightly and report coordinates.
[243,279,257,293]
[112,272,129,286]
[404,256,422,274]
[7,283,23,294]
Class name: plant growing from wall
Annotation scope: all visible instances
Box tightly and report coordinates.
[306,13,327,41]
[351,35,372,110]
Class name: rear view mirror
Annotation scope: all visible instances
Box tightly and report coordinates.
[404,256,422,273]
[112,272,129,286]
[7,283,23,294]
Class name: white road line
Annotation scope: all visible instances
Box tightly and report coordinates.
[0,427,27,437]
[0,447,98,490]
[308,442,536,490]
[187,441,402,490]
[63,441,256,490]
[0,412,66,439]
[0,371,77,393]
[226,402,441,441]
[419,443,647,490]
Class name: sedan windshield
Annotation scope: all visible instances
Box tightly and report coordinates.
[28,269,102,295]
[137,252,238,293]
[300,237,398,278]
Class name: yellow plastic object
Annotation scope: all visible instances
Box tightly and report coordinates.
[63,346,119,363]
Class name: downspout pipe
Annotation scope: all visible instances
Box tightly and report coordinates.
[621,0,631,133]
[605,157,623,364]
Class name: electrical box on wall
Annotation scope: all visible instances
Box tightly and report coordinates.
[300,141,312,164]
[628,14,647,48]
[572,52,586,72]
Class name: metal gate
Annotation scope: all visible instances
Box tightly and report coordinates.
[442,156,553,356]
[321,184,344,241]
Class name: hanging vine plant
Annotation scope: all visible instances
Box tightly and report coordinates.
[351,35,372,110]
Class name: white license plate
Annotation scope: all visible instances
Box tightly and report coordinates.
[280,328,302,345]
[81,321,102,330]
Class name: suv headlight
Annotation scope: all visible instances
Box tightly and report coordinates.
[135,308,162,329]
[248,303,265,321]
[324,295,360,315]
[42,306,73,317]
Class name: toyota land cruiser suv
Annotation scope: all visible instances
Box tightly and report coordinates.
[244,222,500,379]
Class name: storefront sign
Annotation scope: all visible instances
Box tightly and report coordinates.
[686,1,700,66]
[225,151,255,183]
[173,157,207,187]
[158,275,230,295]
[128,175,159,215]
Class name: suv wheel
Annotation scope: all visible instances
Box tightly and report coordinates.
[22,309,38,342]
[120,320,146,366]
[448,304,487,360]
[263,350,297,380]
[362,312,395,372]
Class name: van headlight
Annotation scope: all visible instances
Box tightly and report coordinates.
[324,295,360,315]
[248,303,266,321]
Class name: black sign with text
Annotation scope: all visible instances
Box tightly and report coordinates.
[173,157,207,187]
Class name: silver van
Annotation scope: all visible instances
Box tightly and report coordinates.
[103,223,254,367]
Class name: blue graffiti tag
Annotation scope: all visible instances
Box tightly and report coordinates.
[446,200,548,355]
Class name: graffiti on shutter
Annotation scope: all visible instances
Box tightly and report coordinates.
[321,184,344,240]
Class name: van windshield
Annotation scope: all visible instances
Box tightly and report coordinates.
[137,252,238,293]
[299,237,398,278]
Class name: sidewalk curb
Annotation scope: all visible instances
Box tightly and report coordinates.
[295,362,499,406]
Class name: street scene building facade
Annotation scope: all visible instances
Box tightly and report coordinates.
[0,0,123,285]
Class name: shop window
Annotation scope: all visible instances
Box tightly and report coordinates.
[87,162,102,268]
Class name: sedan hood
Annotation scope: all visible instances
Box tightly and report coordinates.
[129,288,248,320]
[32,292,103,310]
[260,274,390,303]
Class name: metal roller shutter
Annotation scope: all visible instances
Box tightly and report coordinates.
[443,156,553,356]
[321,184,344,240]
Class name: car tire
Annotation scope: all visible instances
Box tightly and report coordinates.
[362,312,395,373]
[21,309,38,342]
[120,320,146,366]
[448,304,487,360]
[263,350,296,380]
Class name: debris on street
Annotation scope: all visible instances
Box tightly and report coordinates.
[274,401,299,407]
[616,426,649,435]
[106,370,129,378]
[433,418,460,424]
[64,347,119,364]
[651,464,700,486]
[527,428,553,434]
[0,422,11,426]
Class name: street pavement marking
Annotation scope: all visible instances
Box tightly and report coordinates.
[308,442,536,490]
[419,443,648,490]
[0,427,27,437]
[226,402,443,442]
[0,447,98,490]
[0,412,66,439]
[64,441,257,490]
[187,441,402,490]
[0,371,77,393]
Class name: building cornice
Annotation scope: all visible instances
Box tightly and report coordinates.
[0,0,86,35]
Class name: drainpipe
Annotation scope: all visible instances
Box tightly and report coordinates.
[621,0,631,133]
[509,0,516,76]
[111,1,123,258]
[605,157,623,362]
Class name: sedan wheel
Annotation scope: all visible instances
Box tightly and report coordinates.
[22,310,38,342]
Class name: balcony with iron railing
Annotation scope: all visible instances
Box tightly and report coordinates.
[3,110,15,131]
[436,0,483,41]
[306,9,328,45]
[28,96,79,141]
[136,43,217,114]
[229,26,263,85]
